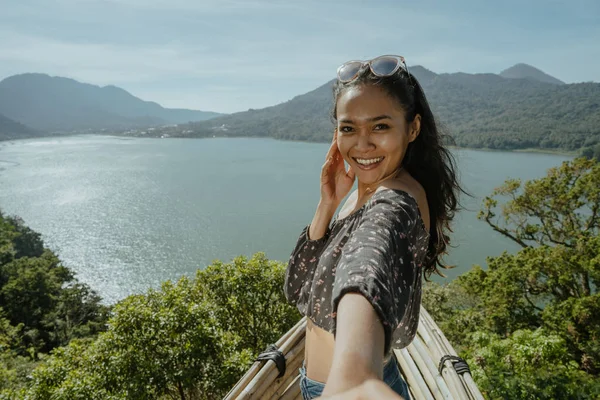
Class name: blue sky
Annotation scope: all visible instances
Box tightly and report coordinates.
[0,0,598,113]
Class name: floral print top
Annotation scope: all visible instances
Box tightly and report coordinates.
[284,188,430,359]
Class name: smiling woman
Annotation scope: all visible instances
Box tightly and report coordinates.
[335,88,420,184]
[277,55,465,399]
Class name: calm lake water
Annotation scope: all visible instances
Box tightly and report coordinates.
[0,135,572,304]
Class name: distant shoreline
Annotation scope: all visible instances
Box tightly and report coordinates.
[447,145,577,157]
[0,133,578,157]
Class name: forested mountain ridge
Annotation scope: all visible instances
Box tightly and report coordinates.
[0,73,222,133]
[160,64,599,152]
[0,112,37,140]
[2,65,598,153]
[500,63,565,85]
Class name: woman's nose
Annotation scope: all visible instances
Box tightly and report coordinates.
[355,132,375,152]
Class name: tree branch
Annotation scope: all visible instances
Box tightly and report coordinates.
[484,213,530,248]
[519,202,572,247]
[523,292,543,312]
[177,380,186,400]
[585,204,598,232]
[582,271,591,297]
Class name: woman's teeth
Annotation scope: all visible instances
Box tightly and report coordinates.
[355,157,383,165]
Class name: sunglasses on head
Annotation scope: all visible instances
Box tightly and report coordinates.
[336,55,410,83]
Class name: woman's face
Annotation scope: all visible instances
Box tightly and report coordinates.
[336,84,420,186]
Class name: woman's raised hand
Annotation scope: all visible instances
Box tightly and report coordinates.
[320,133,355,209]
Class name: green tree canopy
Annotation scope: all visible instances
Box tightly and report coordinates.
[0,210,111,397]
[424,157,600,399]
[0,211,110,356]
[479,157,599,248]
[582,143,600,161]
[24,253,301,400]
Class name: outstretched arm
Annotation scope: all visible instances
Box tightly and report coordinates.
[320,292,385,396]
[319,377,405,399]
[319,379,404,400]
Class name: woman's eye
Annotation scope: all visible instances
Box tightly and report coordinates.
[339,126,354,133]
[373,123,390,131]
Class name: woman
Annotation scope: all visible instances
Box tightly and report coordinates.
[284,55,461,399]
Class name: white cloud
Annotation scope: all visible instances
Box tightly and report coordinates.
[0,0,597,112]
[0,30,338,84]
[0,32,195,83]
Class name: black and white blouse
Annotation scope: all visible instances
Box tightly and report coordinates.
[284,188,430,359]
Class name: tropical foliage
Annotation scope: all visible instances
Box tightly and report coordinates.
[423,157,600,399]
[0,211,110,397]
[21,253,300,400]
[582,143,600,161]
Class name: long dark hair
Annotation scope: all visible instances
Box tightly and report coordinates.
[331,67,463,277]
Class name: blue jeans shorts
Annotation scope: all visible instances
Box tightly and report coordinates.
[298,358,411,400]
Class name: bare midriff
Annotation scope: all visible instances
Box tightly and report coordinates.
[304,318,336,383]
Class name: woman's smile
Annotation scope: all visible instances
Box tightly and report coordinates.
[352,156,385,170]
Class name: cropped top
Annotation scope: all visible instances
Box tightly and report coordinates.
[284,188,430,359]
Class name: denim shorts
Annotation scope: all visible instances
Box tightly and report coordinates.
[298,358,411,400]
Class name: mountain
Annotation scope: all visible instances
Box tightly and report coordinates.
[155,65,599,152]
[500,63,565,85]
[408,65,438,85]
[0,112,38,140]
[0,73,222,133]
[168,79,336,143]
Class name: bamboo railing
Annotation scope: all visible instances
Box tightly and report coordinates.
[224,307,484,399]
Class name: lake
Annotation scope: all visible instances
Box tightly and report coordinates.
[0,135,572,304]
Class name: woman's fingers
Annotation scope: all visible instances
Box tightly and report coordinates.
[321,156,333,182]
[346,165,355,181]
[332,147,346,174]
[325,138,338,161]
[321,133,351,202]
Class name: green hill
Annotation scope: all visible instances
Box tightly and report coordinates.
[2,66,598,152]
[157,66,600,152]
[0,73,222,133]
[0,112,37,140]
[500,63,565,85]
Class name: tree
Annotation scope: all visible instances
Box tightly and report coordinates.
[582,143,600,161]
[5,216,44,259]
[0,309,38,398]
[0,211,110,356]
[476,157,600,372]
[423,157,600,399]
[464,329,598,399]
[479,157,599,248]
[197,253,301,351]
[25,253,301,400]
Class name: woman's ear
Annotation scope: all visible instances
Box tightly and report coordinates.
[409,114,422,143]
[333,127,338,141]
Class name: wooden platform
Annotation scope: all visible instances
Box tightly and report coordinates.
[224,306,485,399]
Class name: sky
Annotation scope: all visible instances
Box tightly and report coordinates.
[0,0,599,113]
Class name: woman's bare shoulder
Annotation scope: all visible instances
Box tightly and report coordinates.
[380,173,426,204]
[379,175,430,230]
